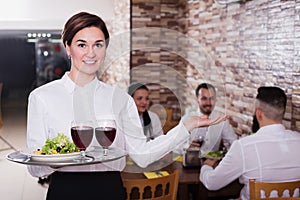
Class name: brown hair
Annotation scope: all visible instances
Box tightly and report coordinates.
[255,86,286,121]
[62,12,110,48]
[195,83,216,97]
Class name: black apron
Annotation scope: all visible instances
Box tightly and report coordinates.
[46,171,126,200]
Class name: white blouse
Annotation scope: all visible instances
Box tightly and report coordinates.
[26,73,190,177]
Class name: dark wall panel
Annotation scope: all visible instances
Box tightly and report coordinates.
[0,37,36,95]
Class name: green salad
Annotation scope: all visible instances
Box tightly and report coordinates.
[36,133,79,155]
[205,151,224,159]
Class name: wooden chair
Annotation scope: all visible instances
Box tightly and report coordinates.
[122,170,180,200]
[249,179,300,199]
[163,109,179,133]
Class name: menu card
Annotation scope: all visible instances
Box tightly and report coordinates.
[143,171,169,179]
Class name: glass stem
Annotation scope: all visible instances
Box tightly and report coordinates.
[103,148,108,156]
[81,150,86,158]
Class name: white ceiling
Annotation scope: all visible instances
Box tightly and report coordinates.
[0,0,114,30]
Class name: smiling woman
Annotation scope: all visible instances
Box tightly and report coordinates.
[26,12,128,200]
[25,11,226,200]
[128,83,164,141]
[65,27,107,85]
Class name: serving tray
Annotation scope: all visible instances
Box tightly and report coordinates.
[6,147,127,167]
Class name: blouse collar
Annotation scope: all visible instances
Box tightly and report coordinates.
[61,72,100,94]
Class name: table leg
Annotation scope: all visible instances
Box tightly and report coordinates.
[198,183,209,200]
[177,183,189,200]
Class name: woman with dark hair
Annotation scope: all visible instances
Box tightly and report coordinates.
[128,83,163,141]
[26,12,227,200]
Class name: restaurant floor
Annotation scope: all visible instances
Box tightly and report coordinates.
[0,90,47,200]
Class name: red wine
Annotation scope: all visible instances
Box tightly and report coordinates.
[95,127,116,148]
[71,126,93,151]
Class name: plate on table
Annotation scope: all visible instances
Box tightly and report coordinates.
[203,151,224,159]
[20,147,81,162]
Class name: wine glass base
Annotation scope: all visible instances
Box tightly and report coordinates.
[90,146,115,156]
[103,147,116,156]
[73,150,94,163]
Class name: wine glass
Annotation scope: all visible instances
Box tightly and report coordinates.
[70,120,94,162]
[198,135,205,147]
[95,119,116,156]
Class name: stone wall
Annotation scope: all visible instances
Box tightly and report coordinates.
[183,0,300,134]
[99,0,131,90]
[131,0,187,123]
[131,0,300,134]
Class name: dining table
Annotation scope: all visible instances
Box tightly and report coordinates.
[121,153,243,200]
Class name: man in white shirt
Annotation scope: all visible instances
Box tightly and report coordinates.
[186,83,237,152]
[200,86,300,200]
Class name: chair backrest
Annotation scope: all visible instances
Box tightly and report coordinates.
[122,170,179,200]
[249,179,300,200]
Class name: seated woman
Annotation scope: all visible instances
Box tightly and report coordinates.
[128,83,164,141]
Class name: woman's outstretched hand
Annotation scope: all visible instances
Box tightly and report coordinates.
[183,115,229,132]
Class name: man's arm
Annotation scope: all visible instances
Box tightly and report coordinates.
[200,140,243,190]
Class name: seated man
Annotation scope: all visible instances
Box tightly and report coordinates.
[183,83,237,152]
[200,86,300,200]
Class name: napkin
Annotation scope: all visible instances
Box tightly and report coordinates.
[173,155,183,162]
[143,171,169,179]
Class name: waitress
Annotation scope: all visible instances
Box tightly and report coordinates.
[26,12,227,200]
